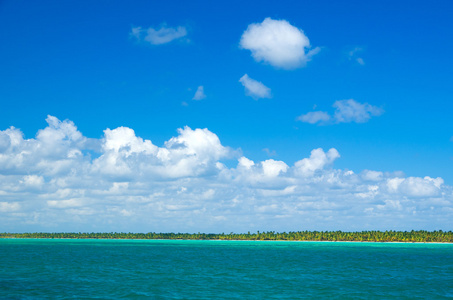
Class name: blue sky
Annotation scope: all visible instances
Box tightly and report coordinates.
[0,0,452,232]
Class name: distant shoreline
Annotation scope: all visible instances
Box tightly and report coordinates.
[1,231,452,243]
[1,237,452,244]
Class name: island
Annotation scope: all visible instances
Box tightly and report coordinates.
[1,231,452,243]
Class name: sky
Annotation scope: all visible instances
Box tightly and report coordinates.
[0,0,452,233]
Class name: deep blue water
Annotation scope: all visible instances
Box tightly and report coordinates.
[0,239,452,299]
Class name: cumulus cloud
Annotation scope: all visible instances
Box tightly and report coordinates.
[239,74,272,99]
[238,156,254,169]
[386,176,444,197]
[261,159,288,177]
[294,148,340,177]
[240,18,320,69]
[192,86,206,100]
[298,99,383,125]
[92,125,230,179]
[0,116,452,232]
[131,24,187,45]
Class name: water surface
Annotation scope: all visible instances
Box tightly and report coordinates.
[1,239,452,299]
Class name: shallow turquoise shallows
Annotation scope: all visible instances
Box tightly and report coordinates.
[1,239,452,299]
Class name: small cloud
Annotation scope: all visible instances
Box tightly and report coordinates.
[333,99,383,123]
[263,148,277,157]
[130,27,142,39]
[348,47,365,66]
[297,111,330,124]
[192,86,206,100]
[348,47,362,57]
[130,24,187,45]
[239,74,271,100]
[298,99,383,125]
[181,101,189,107]
[240,18,319,69]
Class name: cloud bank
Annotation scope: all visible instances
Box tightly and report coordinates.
[0,116,451,232]
[298,99,384,125]
[240,18,320,69]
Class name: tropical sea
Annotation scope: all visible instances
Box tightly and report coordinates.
[0,239,452,299]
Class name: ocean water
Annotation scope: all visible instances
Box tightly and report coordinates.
[0,239,452,299]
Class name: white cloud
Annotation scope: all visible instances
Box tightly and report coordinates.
[131,25,187,45]
[130,27,142,39]
[239,74,272,99]
[240,18,320,69]
[103,126,157,155]
[47,199,86,208]
[297,111,330,124]
[238,156,254,169]
[362,170,384,181]
[21,175,44,189]
[298,99,383,125]
[0,131,12,152]
[261,159,288,177]
[0,202,20,212]
[92,125,231,180]
[348,47,365,65]
[0,116,452,232]
[294,148,340,177]
[386,176,444,197]
[192,86,206,100]
[333,99,383,123]
[0,116,93,177]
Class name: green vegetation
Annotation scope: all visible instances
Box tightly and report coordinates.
[1,231,452,242]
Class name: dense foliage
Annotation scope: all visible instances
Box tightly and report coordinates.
[1,231,452,243]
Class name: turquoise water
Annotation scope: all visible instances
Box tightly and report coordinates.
[0,239,452,299]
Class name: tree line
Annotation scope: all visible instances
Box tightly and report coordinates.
[1,230,452,242]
